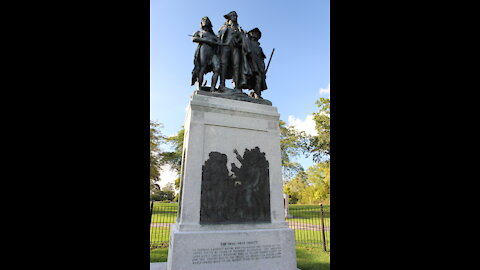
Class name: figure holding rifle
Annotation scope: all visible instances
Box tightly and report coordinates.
[245,28,268,98]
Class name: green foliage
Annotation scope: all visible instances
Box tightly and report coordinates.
[311,98,330,162]
[299,162,330,204]
[160,127,184,173]
[150,186,175,201]
[150,124,184,195]
[174,177,181,190]
[300,98,330,163]
[284,171,308,204]
[150,121,165,192]
[279,120,308,179]
[150,191,167,201]
[162,182,175,193]
[285,162,330,205]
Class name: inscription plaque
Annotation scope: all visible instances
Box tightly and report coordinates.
[192,242,282,265]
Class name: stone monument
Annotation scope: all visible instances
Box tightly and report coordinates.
[151,11,298,270]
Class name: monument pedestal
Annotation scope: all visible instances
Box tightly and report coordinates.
[167,224,296,270]
[164,93,298,270]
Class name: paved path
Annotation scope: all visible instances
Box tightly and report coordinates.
[150,223,172,228]
[286,221,330,231]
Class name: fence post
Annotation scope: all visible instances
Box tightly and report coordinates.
[150,200,154,226]
[320,203,327,252]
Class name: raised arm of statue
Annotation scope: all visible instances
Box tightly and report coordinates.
[191,31,214,45]
[233,149,243,163]
[192,36,220,47]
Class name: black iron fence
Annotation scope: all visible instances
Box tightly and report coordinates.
[150,202,330,252]
[287,204,330,252]
[150,201,177,249]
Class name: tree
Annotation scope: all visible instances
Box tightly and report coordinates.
[161,183,176,201]
[298,161,330,204]
[302,98,330,162]
[162,182,175,193]
[174,177,181,190]
[160,127,184,174]
[156,127,184,194]
[283,170,308,204]
[279,120,308,179]
[151,189,175,201]
[150,121,165,193]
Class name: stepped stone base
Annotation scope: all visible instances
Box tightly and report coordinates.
[166,224,297,270]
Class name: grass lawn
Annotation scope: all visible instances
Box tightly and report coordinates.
[150,247,329,270]
[296,246,330,270]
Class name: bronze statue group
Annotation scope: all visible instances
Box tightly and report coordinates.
[191,11,270,99]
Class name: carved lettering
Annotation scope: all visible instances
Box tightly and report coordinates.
[191,243,282,265]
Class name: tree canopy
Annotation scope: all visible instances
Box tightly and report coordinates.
[279,119,307,179]
[306,97,330,162]
[284,161,330,204]
[150,121,165,192]
[150,122,183,200]
[161,127,184,174]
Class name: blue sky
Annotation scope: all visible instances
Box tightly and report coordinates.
[151,0,330,183]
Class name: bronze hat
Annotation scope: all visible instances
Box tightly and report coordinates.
[248,27,262,39]
[224,11,238,20]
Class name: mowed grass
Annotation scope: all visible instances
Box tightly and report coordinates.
[150,228,170,244]
[150,246,329,270]
[150,248,169,262]
[296,246,330,270]
[294,229,330,251]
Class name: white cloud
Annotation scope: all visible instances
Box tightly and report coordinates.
[319,83,330,96]
[288,114,318,136]
[158,164,178,191]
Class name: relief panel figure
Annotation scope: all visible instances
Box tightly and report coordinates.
[200,147,271,224]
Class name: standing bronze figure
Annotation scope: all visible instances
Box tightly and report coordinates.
[217,11,252,90]
[245,28,267,98]
[191,16,220,91]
